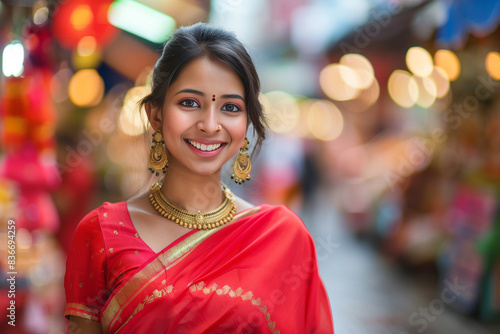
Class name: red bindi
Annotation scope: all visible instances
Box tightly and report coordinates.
[212,94,216,101]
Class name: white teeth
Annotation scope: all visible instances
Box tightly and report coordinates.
[188,140,222,152]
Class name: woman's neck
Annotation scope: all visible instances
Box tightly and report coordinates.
[160,165,224,213]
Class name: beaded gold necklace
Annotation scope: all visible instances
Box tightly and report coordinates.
[148,182,237,230]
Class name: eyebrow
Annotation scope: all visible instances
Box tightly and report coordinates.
[175,89,204,96]
[221,94,245,102]
[175,89,245,102]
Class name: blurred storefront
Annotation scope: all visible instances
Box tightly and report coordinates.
[0,0,500,333]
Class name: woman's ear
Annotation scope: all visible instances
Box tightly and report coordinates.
[145,102,162,132]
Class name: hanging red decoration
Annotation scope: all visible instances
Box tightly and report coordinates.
[51,0,118,50]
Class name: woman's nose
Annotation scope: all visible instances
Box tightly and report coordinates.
[196,106,219,134]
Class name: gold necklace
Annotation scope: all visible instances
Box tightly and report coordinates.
[148,182,237,230]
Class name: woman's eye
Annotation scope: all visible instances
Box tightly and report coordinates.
[180,99,199,108]
[222,103,241,112]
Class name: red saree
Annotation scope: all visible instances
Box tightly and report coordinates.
[64,202,334,333]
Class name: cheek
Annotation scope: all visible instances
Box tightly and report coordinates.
[163,110,187,136]
[230,118,248,143]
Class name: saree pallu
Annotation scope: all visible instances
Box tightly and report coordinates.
[65,202,334,333]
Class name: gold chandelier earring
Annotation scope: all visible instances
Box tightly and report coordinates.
[148,130,168,176]
[231,138,251,184]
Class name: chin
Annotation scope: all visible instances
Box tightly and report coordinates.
[187,165,224,177]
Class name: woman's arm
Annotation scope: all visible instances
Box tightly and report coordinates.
[69,316,103,334]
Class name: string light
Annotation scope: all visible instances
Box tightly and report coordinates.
[2,41,24,77]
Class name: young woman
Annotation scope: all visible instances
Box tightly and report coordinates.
[64,23,334,333]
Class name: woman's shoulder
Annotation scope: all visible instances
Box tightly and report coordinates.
[74,201,126,235]
[258,203,309,233]
[261,203,302,219]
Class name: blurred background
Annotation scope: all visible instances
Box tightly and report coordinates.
[1,0,500,333]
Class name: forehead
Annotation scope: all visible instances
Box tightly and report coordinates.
[168,57,244,94]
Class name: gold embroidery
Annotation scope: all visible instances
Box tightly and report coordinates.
[114,230,118,235]
[119,221,124,226]
[135,233,139,238]
[188,282,279,333]
[134,250,138,255]
[126,285,175,324]
[109,248,114,253]
[242,291,253,301]
[104,212,107,217]
[101,215,255,333]
[161,280,166,285]
[99,248,104,253]
[65,302,99,322]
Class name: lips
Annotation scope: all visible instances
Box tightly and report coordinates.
[187,139,223,152]
[185,139,226,158]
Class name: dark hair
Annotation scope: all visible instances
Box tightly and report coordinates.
[140,23,266,154]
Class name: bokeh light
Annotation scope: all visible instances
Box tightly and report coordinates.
[52,0,117,50]
[2,40,24,77]
[33,6,49,26]
[306,100,344,141]
[261,91,300,134]
[295,99,315,138]
[73,36,101,68]
[485,51,500,80]
[434,49,461,81]
[406,46,434,77]
[320,64,360,101]
[358,77,380,110]
[68,69,104,107]
[388,70,419,108]
[414,76,437,108]
[118,86,151,136]
[70,4,93,30]
[428,66,450,98]
[77,36,97,56]
[339,53,375,89]
[342,78,381,113]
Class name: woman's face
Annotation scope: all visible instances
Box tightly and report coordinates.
[152,56,247,177]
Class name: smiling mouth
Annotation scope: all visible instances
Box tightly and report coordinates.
[187,139,224,152]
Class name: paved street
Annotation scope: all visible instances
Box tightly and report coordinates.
[301,187,500,334]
